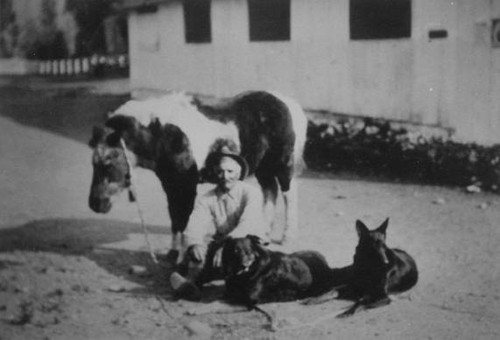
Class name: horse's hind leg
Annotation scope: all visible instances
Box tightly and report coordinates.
[255,171,278,241]
[276,166,298,244]
[282,180,298,242]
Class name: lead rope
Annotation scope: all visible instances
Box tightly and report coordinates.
[120,138,159,265]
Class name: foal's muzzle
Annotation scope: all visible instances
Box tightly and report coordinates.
[89,196,112,213]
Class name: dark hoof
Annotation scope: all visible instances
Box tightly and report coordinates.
[165,249,179,263]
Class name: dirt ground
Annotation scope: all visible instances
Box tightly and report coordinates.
[0,76,499,340]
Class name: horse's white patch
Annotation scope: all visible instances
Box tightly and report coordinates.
[269,92,308,170]
[111,92,239,167]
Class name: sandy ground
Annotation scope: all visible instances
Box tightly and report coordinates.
[0,76,500,340]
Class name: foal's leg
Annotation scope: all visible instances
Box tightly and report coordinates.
[282,180,299,242]
[256,172,279,240]
[171,232,181,253]
[277,164,298,244]
[161,175,197,263]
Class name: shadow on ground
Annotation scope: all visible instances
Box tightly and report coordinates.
[0,83,129,145]
[0,218,225,303]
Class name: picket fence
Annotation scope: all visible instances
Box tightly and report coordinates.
[38,54,129,77]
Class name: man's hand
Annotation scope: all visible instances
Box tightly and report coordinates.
[188,244,205,263]
[212,248,223,268]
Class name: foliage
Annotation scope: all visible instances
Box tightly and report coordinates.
[0,0,17,57]
[16,0,68,60]
[305,117,500,193]
[66,0,115,56]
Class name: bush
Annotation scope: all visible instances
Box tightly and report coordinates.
[16,0,68,60]
[305,117,500,193]
[17,22,67,60]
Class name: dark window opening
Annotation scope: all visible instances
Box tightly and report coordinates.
[248,0,290,41]
[350,0,411,40]
[428,29,447,40]
[136,5,158,14]
[492,18,500,48]
[183,0,211,43]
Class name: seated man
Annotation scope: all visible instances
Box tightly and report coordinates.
[170,148,268,300]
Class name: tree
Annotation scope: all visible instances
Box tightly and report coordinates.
[66,0,115,56]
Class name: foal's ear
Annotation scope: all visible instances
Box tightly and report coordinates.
[89,126,106,148]
[355,220,370,238]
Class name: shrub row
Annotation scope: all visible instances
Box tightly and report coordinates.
[304,117,500,193]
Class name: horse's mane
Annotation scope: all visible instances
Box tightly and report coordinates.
[111,92,239,167]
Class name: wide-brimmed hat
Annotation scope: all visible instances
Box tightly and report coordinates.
[203,146,248,182]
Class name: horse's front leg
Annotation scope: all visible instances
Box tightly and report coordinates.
[257,175,279,241]
[276,164,298,245]
[162,180,197,264]
[262,189,277,239]
[167,232,191,265]
[168,232,182,260]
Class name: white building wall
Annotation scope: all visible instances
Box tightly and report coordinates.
[128,0,500,144]
[453,0,500,143]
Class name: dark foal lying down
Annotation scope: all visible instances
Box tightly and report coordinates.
[221,235,338,307]
[303,218,419,318]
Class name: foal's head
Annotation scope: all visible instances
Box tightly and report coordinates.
[88,125,131,213]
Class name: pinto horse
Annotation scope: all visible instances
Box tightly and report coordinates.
[88,91,307,258]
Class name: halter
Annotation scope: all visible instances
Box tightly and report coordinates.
[119,138,135,202]
[119,138,159,264]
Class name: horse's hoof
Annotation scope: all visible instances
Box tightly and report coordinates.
[165,249,179,263]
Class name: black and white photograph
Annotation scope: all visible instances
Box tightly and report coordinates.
[1,0,499,339]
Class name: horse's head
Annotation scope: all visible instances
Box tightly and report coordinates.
[88,115,147,213]
[88,125,130,213]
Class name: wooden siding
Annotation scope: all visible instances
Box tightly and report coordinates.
[128,0,500,144]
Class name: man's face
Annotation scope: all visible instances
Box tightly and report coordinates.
[216,156,241,191]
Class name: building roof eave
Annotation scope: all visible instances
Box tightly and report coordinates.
[117,0,172,13]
